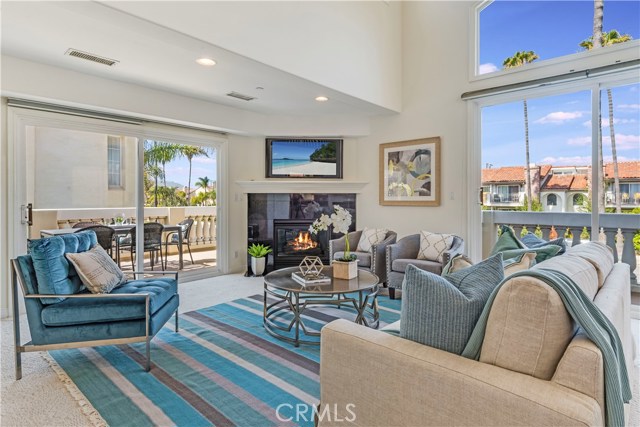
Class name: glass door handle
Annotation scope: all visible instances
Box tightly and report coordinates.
[21,203,33,226]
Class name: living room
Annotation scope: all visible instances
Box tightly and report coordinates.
[1,1,639,426]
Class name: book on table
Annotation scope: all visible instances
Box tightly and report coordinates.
[291,271,331,285]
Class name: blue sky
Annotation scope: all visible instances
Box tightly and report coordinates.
[163,148,217,188]
[271,140,326,160]
[479,0,640,73]
[481,1,640,168]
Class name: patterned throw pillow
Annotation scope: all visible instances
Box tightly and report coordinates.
[65,245,127,294]
[356,227,388,252]
[400,253,505,354]
[417,231,454,263]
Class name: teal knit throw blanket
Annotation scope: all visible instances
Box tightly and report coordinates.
[462,268,631,427]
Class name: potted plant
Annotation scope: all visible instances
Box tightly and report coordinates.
[310,205,357,279]
[248,243,272,276]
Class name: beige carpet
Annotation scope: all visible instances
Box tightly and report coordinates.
[2,274,640,427]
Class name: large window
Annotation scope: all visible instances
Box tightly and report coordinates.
[477,0,640,76]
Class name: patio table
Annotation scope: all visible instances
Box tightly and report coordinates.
[40,224,184,270]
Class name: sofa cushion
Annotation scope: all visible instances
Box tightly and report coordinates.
[41,277,177,326]
[29,231,98,304]
[479,275,575,380]
[533,254,598,300]
[400,253,504,354]
[417,231,454,263]
[65,245,127,294]
[333,251,371,268]
[521,232,567,255]
[566,242,614,288]
[356,227,388,252]
[392,258,442,275]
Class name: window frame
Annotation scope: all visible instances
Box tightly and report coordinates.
[469,0,640,82]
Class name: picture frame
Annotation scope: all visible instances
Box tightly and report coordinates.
[379,137,441,206]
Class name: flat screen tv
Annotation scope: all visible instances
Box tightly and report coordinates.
[266,138,343,179]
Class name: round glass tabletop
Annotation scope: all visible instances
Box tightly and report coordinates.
[263,266,379,294]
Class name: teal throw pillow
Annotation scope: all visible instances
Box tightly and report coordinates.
[29,231,97,304]
[491,226,561,263]
[489,225,526,255]
[521,232,567,255]
[499,246,561,263]
[400,253,505,354]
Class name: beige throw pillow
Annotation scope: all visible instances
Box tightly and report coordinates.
[417,231,454,263]
[65,245,127,294]
[356,227,388,252]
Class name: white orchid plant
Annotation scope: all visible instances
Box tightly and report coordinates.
[309,205,356,262]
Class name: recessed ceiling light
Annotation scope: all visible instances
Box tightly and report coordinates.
[196,58,216,66]
[315,96,329,102]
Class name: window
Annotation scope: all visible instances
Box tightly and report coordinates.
[107,136,122,188]
[573,194,585,206]
[477,0,640,76]
[547,194,558,206]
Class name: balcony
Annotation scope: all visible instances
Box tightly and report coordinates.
[32,206,217,274]
[483,192,524,208]
[482,211,639,289]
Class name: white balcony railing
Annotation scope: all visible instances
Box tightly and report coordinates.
[482,211,639,287]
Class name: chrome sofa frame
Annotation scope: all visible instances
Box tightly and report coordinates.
[12,259,179,380]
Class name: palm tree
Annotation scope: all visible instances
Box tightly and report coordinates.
[145,141,180,187]
[195,176,214,206]
[580,30,633,213]
[177,145,210,205]
[503,50,539,211]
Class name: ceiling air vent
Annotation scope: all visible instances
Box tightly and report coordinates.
[65,48,119,67]
[226,91,256,101]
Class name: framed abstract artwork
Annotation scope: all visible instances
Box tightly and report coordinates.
[379,137,441,206]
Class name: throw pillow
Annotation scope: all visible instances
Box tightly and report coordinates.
[490,226,561,263]
[521,232,567,255]
[417,231,454,263]
[400,253,505,354]
[65,245,127,294]
[443,252,536,277]
[29,232,97,304]
[356,227,388,252]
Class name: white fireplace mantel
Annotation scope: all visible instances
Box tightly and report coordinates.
[235,180,369,194]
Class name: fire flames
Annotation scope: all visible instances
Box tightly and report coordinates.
[288,231,318,251]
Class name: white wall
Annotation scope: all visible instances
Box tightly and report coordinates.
[355,2,473,241]
[108,1,403,112]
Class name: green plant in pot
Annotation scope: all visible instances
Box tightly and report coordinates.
[248,243,272,276]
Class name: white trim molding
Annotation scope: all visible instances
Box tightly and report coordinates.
[235,180,368,194]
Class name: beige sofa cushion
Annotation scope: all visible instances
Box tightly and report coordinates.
[565,242,614,288]
[533,254,599,300]
[480,276,576,380]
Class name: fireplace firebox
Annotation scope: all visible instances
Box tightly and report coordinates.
[273,219,331,269]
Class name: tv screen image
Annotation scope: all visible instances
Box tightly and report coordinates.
[266,138,343,178]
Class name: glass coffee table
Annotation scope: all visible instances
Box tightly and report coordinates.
[263,266,380,346]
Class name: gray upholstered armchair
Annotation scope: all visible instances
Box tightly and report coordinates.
[386,234,464,299]
[329,230,397,284]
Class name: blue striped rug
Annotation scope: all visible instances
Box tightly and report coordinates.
[49,294,401,427]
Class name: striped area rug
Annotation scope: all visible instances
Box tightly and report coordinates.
[49,294,401,427]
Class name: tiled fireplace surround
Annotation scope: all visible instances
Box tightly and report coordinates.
[247,193,357,272]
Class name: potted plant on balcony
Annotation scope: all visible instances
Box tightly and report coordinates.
[310,205,357,279]
[248,243,272,276]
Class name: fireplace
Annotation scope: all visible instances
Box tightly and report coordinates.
[273,219,331,269]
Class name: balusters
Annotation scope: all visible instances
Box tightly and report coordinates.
[620,230,638,285]
[539,225,552,240]
[603,228,619,263]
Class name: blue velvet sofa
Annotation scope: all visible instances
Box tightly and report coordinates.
[12,231,179,379]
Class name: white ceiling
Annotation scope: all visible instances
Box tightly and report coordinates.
[1,1,393,116]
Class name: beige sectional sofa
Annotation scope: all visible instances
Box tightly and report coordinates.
[319,242,634,426]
